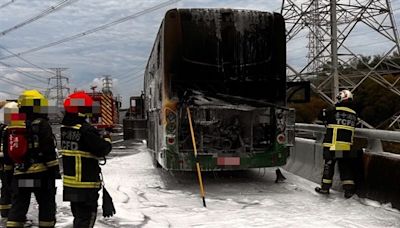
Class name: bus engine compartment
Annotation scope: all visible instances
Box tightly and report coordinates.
[177,91,294,157]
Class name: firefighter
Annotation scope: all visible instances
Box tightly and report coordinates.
[61,91,112,228]
[315,89,358,198]
[0,101,19,219]
[5,90,59,228]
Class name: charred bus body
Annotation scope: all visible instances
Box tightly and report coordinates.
[144,9,295,171]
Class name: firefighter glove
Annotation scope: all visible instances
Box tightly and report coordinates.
[102,186,116,217]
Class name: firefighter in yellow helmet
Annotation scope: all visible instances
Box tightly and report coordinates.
[61,91,112,228]
[315,89,358,198]
[0,101,19,220]
[5,90,59,228]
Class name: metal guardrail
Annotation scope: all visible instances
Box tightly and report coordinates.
[291,123,400,209]
[295,123,400,152]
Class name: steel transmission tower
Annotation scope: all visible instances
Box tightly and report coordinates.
[282,0,400,103]
[306,0,326,74]
[46,68,70,108]
[102,75,113,94]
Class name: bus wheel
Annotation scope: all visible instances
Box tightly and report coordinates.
[152,153,161,168]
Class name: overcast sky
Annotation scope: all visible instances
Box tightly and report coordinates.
[0,0,399,108]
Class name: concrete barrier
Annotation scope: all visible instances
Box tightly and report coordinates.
[285,138,341,190]
[286,137,400,209]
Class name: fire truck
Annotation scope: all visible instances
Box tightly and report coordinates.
[87,86,121,131]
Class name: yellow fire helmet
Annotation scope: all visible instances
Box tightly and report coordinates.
[18,90,48,107]
[18,90,48,114]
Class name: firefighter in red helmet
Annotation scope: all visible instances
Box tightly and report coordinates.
[315,89,358,198]
[5,90,59,228]
[61,91,112,228]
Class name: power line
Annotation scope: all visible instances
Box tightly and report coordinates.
[0,76,44,89]
[119,70,145,84]
[0,0,182,60]
[0,89,19,97]
[0,60,48,83]
[0,0,79,37]
[289,20,400,43]
[0,76,28,89]
[116,68,145,81]
[288,34,394,53]
[0,0,15,10]
[0,61,48,84]
[112,62,146,79]
[0,45,54,76]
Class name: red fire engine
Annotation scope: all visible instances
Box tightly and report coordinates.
[87,86,120,131]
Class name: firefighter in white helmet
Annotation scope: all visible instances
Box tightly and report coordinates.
[315,89,358,198]
[0,101,19,219]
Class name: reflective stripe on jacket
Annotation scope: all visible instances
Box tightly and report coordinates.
[322,106,357,151]
[60,124,101,189]
[7,119,58,176]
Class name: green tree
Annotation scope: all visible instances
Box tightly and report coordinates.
[294,54,400,128]
[290,94,327,123]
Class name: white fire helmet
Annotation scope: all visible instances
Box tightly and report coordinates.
[336,89,353,104]
[4,101,19,113]
[3,101,19,125]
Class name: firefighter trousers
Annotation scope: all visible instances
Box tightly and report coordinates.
[0,169,12,218]
[6,178,56,228]
[321,149,356,191]
[71,200,98,228]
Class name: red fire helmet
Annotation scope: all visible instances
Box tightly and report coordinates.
[64,91,94,114]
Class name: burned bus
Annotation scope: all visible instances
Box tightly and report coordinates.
[144,8,300,171]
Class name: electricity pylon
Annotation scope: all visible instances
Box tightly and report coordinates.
[102,75,113,94]
[282,0,400,128]
[46,68,70,108]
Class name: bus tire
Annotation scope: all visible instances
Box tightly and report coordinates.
[152,152,161,168]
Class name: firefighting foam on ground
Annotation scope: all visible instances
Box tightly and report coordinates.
[48,141,398,227]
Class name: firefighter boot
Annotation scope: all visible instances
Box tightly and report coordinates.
[344,190,355,199]
[343,181,356,199]
[315,186,330,195]
[343,185,356,199]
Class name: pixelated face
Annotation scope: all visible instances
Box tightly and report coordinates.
[4,113,26,126]
[19,98,55,115]
[4,106,18,114]
[336,90,352,103]
[70,98,86,106]
[65,98,100,115]
[336,91,345,103]
[19,97,47,107]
